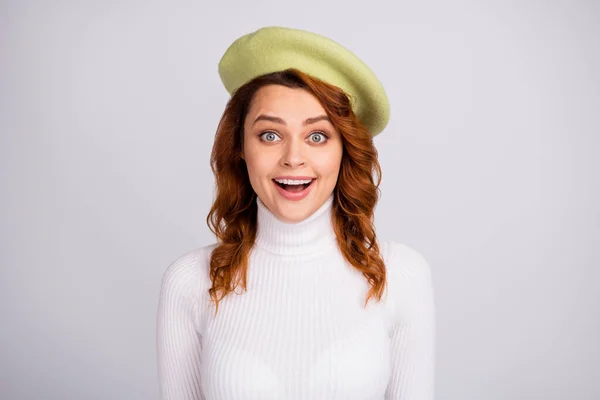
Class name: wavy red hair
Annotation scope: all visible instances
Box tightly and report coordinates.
[207,68,386,315]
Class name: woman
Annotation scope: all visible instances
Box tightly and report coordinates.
[157,26,435,400]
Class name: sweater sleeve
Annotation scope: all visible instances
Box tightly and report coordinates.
[384,242,436,400]
[156,249,208,400]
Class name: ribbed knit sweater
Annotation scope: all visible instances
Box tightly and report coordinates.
[156,195,436,399]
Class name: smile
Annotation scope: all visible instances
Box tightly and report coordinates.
[272,178,316,201]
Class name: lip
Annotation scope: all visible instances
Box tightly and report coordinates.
[273,176,316,180]
[272,178,316,201]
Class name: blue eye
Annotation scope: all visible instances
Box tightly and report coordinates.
[309,132,328,143]
[260,131,281,142]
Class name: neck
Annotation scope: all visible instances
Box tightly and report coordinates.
[254,194,337,256]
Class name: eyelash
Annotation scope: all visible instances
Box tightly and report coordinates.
[259,131,329,143]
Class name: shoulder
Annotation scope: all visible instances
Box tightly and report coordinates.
[379,240,435,321]
[379,240,432,282]
[159,243,217,301]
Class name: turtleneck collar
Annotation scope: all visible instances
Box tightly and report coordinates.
[254,194,337,256]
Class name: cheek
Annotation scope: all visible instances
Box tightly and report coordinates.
[244,151,275,184]
[314,147,343,180]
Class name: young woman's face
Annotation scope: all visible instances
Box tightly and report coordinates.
[242,84,343,223]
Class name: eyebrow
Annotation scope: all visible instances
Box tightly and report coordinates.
[252,114,331,126]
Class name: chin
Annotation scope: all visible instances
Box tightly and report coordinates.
[275,198,316,223]
[273,202,315,223]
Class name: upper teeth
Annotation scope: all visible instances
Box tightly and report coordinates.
[275,178,313,185]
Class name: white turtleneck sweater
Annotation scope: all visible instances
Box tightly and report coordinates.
[156,195,435,400]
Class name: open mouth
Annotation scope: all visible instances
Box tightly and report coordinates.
[272,178,315,193]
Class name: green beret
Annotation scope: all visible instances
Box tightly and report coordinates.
[218,26,390,137]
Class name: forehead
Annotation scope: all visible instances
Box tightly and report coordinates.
[246,85,327,120]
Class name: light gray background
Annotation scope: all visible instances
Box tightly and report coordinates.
[1,0,598,399]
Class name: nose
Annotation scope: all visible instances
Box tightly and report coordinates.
[280,137,306,168]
